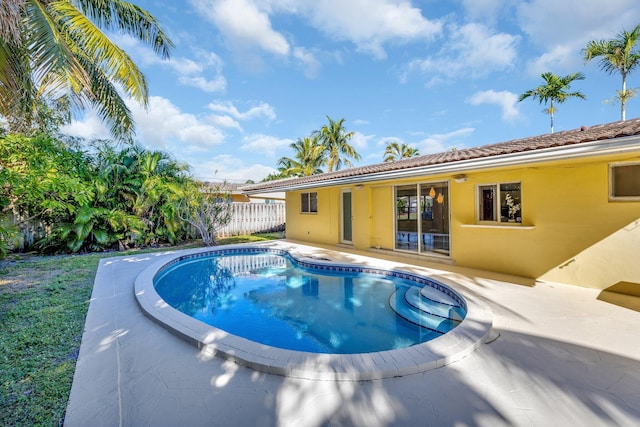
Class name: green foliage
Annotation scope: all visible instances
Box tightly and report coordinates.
[0,215,21,259]
[271,116,361,179]
[277,135,326,178]
[0,133,93,223]
[316,116,361,172]
[518,72,586,133]
[1,134,199,254]
[383,141,420,162]
[583,23,640,121]
[0,0,174,139]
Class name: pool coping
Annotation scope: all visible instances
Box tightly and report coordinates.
[134,243,493,381]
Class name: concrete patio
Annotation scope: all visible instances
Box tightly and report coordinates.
[64,241,640,426]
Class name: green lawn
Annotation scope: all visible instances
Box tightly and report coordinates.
[0,233,281,427]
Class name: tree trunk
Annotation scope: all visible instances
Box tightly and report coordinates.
[621,75,627,121]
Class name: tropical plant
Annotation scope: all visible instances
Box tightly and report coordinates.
[0,215,21,259]
[36,205,145,252]
[383,141,419,162]
[0,133,94,224]
[179,182,233,246]
[316,116,361,172]
[1,134,198,253]
[277,135,326,177]
[518,72,586,133]
[583,23,640,121]
[126,147,191,244]
[0,0,174,139]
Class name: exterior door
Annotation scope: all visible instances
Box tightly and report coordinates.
[341,190,353,244]
[395,182,449,255]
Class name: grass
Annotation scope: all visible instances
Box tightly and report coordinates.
[0,233,281,427]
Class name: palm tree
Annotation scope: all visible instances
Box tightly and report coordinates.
[518,72,586,133]
[0,0,173,138]
[277,136,326,177]
[316,116,361,172]
[583,24,640,121]
[383,141,419,162]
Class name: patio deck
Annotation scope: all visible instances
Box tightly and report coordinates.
[64,240,640,426]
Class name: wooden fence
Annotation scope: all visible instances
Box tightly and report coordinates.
[9,215,48,250]
[218,203,286,237]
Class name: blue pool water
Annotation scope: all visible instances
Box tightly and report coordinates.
[153,250,466,354]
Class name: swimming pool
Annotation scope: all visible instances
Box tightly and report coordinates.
[135,243,493,380]
[153,249,466,354]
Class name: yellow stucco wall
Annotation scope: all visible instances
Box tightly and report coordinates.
[450,158,639,280]
[285,152,640,290]
[285,188,340,245]
[370,186,394,249]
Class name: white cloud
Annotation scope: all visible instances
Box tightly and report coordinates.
[467,90,520,121]
[407,23,519,82]
[62,96,227,154]
[189,155,277,182]
[111,34,227,93]
[517,0,639,48]
[189,0,440,66]
[168,57,203,75]
[293,47,322,79]
[207,101,276,122]
[517,0,640,75]
[525,45,576,76]
[189,0,290,56]
[207,115,241,130]
[460,0,508,24]
[173,50,227,92]
[300,0,442,59]
[206,101,276,131]
[240,134,293,157]
[61,109,111,140]
[129,96,225,152]
[350,132,375,151]
[178,76,227,93]
[418,128,475,153]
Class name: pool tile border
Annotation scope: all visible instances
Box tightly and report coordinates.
[134,243,493,380]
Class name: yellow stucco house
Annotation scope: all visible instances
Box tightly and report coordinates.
[243,119,640,293]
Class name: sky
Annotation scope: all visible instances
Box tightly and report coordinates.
[62,0,640,183]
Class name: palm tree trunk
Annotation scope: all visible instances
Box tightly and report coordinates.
[550,100,554,133]
[621,75,627,121]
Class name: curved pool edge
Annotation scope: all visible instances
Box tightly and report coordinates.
[134,243,493,381]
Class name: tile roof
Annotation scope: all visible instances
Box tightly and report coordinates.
[242,118,640,192]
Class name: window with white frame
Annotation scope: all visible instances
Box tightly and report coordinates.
[301,192,318,213]
[478,183,522,223]
[610,163,640,200]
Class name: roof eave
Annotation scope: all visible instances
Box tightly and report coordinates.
[243,134,640,194]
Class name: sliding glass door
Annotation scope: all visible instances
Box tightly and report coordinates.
[395,182,449,255]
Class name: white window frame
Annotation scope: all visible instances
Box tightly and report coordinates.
[300,192,318,213]
[476,182,522,224]
[609,162,640,201]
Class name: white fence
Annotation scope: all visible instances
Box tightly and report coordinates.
[218,203,286,237]
[8,202,286,249]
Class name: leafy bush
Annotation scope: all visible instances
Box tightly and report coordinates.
[1,134,204,254]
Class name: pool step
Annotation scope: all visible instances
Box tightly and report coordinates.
[389,287,464,333]
[419,284,461,307]
[405,287,465,321]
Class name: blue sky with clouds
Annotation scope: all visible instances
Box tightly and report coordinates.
[63,0,640,183]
